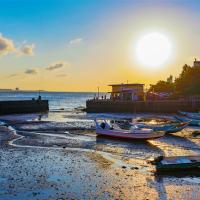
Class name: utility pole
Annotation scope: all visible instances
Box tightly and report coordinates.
[97,87,99,99]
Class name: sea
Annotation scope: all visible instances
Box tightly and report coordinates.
[0,91,98,111]
[0,91,142,122]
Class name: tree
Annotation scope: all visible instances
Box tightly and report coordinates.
[167,75,173,84]
[149,64,200,96]
[149,80,174,93]
[174,65,200,96]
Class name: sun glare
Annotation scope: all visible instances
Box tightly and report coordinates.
[135,32,171,68]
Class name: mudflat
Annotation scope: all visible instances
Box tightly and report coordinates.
[0,114,200,200]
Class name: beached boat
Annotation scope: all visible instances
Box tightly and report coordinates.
[94,120,165,140]
[153,155,200,173]
[136,122,188,133]
[175,115,200,126]
[114,120,189,133]
[179,111,200,120]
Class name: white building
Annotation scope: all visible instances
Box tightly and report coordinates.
[193,58,200,67]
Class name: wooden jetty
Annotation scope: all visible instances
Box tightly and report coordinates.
[0,100,49,115]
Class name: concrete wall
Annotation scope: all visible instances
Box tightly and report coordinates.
[0,100,49,115]
[86,100,200,113]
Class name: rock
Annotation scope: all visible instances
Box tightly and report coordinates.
[32,192,37,196]
[131,167,139,170]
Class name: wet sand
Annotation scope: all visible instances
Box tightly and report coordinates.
[0,113,200,200]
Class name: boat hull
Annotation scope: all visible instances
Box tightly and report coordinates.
[175,115,200,126]
[96,129,165,140]
[138,122,188,133]
[156,162,200,171]
[154,155,200,174]
[179,111,200,120]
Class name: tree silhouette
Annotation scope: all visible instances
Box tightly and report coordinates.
[149,64,200,96]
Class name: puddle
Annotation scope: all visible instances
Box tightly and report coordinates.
[182,177,200,184]
[1,188,55,200]
[47,175,69,182]
[0,177,6,183]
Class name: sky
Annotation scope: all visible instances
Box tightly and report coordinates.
[0,0,200,92]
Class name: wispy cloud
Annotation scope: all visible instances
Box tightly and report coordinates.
[6,73,19,78]
[45,61,70,71]
[24,69,38,75]
[56,74,68,77]
[22,61,70,76]
[0,33,15,56]
[69,38,83,45]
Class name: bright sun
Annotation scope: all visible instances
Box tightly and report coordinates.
[135,32,171,68]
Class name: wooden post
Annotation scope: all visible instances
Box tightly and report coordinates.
[97,87,99,99]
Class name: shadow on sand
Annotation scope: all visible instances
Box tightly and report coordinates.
[165,132,200,153]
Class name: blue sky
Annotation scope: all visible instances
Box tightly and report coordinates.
[2,0,198,46]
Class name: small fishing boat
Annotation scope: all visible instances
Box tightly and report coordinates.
[94,119,165,140]
[179,111,200,120]
[136,122,188,133]
[114,120,189,133]
[153,155,200,173]
[175,115,200,126]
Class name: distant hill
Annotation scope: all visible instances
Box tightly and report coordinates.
[0,89,13,92]
[0,89,47,92]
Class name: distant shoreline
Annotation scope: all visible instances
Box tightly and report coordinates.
[0,90,100,93]
[0,89,46,92]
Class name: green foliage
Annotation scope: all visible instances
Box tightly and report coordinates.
[149,64,200,96]
[167,75,173,84]
[149,80,174,93]
[175,64,200,96]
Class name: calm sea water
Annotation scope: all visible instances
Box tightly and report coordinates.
[0,91,102,111]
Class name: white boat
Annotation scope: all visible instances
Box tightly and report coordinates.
[94,119,165,140]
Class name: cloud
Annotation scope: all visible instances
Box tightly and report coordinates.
[20,43,35,56]
[0,33,35,57]
[0,34,15,56]
[69,38,83,45]
[46,61,70,71]
[56,74,68,77]
[20,61,69,77]
[7,73,19,78]
[24,69,37,75]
